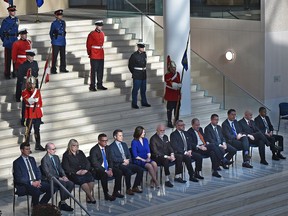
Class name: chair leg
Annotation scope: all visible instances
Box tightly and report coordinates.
[78,186,81,204]
[13,192,15,213]
[27,195,30,216]
[98,180,100,200]
[159,166,163,185]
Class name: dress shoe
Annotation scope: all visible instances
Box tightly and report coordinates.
[242,162,253,168]
[16,98,21,102]
[86,199,96,204]
[272,155,280,161]
[104,193,116,201]
[212,171,222,178]
[58,202,74,212]
[60,69,69,73]
[97,86,108,90]
[174,177,187,183]
[165,181,174,188]
[51,70,57,74]
[112,192,124,198]
[89,87,97,92]
[20,120,25,127]
[260,160,269,165]
[132,186,143,193]
[167,122,174,128]
[194,172,204,180]
[277,153,286,159]
[131,104,139,109]
[142,103,151,107]
[35,145,45,151]
[189,176,199,182]
[126,188,134,195]
[11,72,16,78]
[216,167,222,171]
[5,75,11,79]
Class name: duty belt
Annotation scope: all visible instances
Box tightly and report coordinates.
[134,67,146,71]
[17,55,26,58]
[26,104,40,108]
[91,46,103,49]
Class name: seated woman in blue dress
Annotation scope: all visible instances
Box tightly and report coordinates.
[62,139,96,204]
[131,126,159,188]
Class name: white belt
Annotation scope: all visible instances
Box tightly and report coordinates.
[17,55,26,58]
[26,104,40,108]
[134,67,146,70]
[91,46,103,49]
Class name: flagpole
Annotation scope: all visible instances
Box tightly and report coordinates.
[40,46,52,89]
[174,31,190,124]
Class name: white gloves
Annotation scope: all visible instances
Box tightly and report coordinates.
[27,98,38,104]
[171,82,182,90]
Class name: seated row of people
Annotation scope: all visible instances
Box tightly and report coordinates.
[13,107,285,211]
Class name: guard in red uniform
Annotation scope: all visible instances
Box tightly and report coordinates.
[22,76,45,151]
[12,28,32,72]
[164,56,182,128]
[86,20,107,91]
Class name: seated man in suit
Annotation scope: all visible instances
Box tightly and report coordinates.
[222,109,253,168]
[204,114,237,171]
[109,129,144,195]
[238,110,272,165]
[170,120,202,182]
[41,142,74,212]
[255,107,285,160]
[90,133,124,201]
[187,118,222,178]
[13,142,52,207]
[150,124,179,187]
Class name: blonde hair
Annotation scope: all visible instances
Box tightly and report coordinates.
[67,139,79,154]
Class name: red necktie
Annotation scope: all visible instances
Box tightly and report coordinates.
[197,131,206,145]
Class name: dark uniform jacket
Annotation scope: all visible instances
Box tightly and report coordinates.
[128,51,147,80]
[49,19,66,46]
[17,60,39,89]
[0,15,19,48]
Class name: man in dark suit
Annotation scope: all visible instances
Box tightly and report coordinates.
[170,120,202,182]
[41,142,74,212]
[109,129,144,195]
[187,118,222,178]
[89,133,124,201]
[255,107,285,160]
[150,124,179,187]
[13,142,52,207]
[222,109,253,168]
[204,114,237,171]
[238,110,270,165]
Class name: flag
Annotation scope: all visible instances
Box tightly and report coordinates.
[44,67,50,84]
[36,0,44,8]
[26,68,31,79]
[4,0,13,5]
[181,48,188,71]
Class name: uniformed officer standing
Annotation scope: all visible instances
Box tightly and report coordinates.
[12,29,32,80]
[164,56,182,128]
[0,5,19,79]
[86,20,107,91]
[22,76,45,151]
[49,9,68,74]
[128,42,151,109]
[17,50,39,126]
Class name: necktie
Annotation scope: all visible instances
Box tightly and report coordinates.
[197,131,206,145]
[26,158,36,181]
[262,118,270,132]
[180,131,187,151]
[118,143,126,160]
[231,122,237,137]
[51,156,59,175]
[101,149,108,170]
[214,127,221,144]
[248,120,252,127]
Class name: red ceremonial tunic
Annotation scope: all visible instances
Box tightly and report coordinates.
[86,30,105,60]
[22,88,43,119]
[164,71,181,102]
[12,39,32,70]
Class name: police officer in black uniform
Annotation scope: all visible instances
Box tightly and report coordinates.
[17,50,39,125]
[128,42,151,109]
[49,9,68,74]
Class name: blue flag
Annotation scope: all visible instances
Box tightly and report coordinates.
[36,0,44,7]
[4,0,13,5]
[181,48,188,71]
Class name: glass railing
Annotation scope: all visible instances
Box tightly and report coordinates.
[106,0,260,20]
[106,0,268,114]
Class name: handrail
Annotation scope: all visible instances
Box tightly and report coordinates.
[226,10,240,19]
[192,50,271,111]
[124,0,163,29]
[121,0,270,111]
[50,176,91,216]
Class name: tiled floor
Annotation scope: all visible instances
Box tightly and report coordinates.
[1,128,287,216]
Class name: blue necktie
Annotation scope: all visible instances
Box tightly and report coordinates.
[101,149,108,170]
[231,122,237,137]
